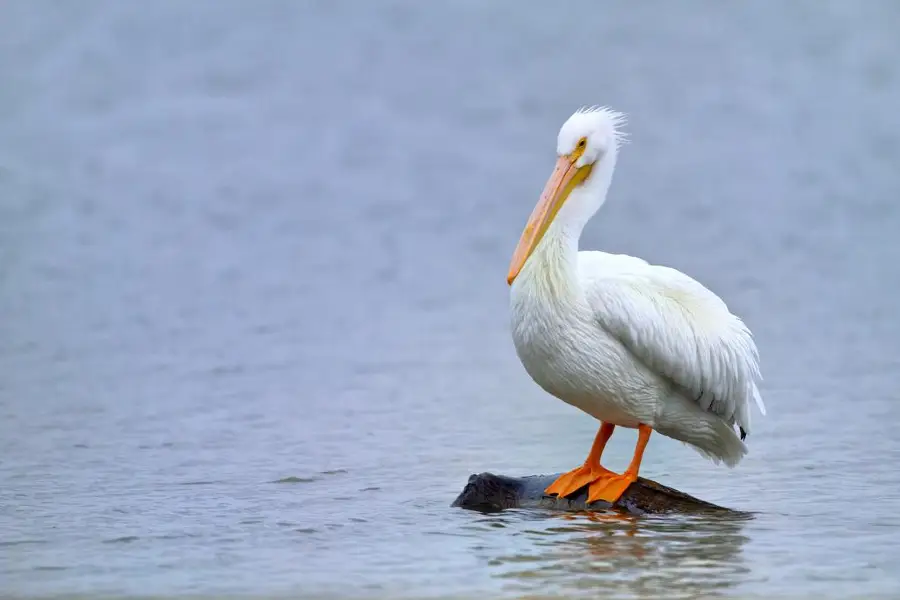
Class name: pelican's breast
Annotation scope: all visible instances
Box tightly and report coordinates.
[509,263,651,426]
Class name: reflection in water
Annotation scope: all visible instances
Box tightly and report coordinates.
[473,511,750,599]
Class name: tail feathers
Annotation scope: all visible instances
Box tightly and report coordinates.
[683,424,747,468]
[657,403,748,468]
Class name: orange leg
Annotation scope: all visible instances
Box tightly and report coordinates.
[545,423,653,505]
[545,423,616,499]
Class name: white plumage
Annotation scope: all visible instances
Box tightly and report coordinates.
[508,107,765,474]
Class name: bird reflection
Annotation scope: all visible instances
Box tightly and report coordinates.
[473,509,751,599]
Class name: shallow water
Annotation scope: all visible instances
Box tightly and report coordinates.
[2,1,900,598]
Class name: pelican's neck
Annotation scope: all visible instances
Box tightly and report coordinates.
[519,225,581,301]
[517,152,617,298]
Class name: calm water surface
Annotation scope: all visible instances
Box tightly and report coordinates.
[2,1,900,598]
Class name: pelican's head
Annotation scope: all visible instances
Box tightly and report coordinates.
[507,106,626,285]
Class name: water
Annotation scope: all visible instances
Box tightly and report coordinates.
[2,1,900,598]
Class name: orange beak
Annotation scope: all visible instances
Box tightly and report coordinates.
[507,155,593,284]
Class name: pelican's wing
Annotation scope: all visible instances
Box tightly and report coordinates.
[579,252,765,433]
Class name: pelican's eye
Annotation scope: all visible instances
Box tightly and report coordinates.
[570,136,588,162]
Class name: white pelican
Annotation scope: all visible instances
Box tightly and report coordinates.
[508,106,765,504]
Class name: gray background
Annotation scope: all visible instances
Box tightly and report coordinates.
[2,1,900,598]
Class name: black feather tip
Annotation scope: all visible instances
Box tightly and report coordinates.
[739,427,747,441]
